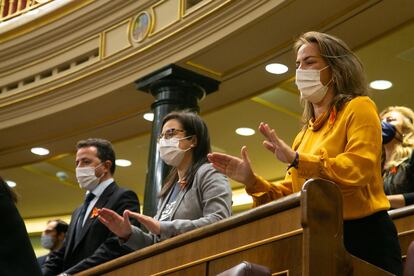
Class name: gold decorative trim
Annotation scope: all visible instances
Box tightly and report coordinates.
[48,153,71,161]
[145,0,233,41]
[129,11,152,44]
[127,16,135,47]
[0,0,51,23]
[277,77,299,95]
[0,52,99,99]
[186,0,292,79]
[1,0,395,110]
[251,96,300,120]
[0,0,95,43]
[152,228,303,275]
[182,0,213,18]
[196,75,296,119]
[99,32,104,60]
[47,159,74,175]
[22,165,78,189]
[179,0,185,18]
[148,0,182,38]
[1,34,100,78]
[101,19,133,59]
[184,0,380,80]
[0,0,234,108]
[185,61,222,77]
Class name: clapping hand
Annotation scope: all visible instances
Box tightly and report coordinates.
[99,209,162,237]
[125,212,161,235]
[259,122,296,164]
[207,146,256,188]
[98,208,133,240]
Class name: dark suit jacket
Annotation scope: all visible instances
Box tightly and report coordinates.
[37,253,49,268]
[0,182,42,276]
[42,182,140,275]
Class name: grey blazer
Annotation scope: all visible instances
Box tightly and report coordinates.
[124,162,232,250]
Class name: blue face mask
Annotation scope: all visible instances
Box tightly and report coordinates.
[381,121,397,144]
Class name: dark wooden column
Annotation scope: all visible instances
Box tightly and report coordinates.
[136,64,220,217]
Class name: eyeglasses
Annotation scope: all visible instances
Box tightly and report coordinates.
[158,128,185,141]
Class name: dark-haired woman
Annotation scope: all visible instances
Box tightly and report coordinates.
[0,177,42,276]
[98,111,232,250]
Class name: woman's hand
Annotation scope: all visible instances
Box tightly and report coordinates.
[98,208,133,240]
[207,146,256,188]
[126,211,161,235]
[259,122,296,164]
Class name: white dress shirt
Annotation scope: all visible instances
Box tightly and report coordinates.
[82,178,114,226]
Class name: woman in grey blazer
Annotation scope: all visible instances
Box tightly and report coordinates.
[98,111,232,250]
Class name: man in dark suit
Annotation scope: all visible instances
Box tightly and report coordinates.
[42,138,140,275]
[37,219,68,267]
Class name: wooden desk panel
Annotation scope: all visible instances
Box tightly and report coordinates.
[78,179,393,276]
[207,235,302,276]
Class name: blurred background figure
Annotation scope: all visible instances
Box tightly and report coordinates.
[381,106,414,209]
[0,176,42,276]
[37,219,68,267]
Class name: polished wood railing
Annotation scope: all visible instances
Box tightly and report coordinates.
[0,0,52,21]
[78,179,393,276]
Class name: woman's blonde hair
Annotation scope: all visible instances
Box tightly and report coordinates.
[380,106,414,168]
[293,31,368,125]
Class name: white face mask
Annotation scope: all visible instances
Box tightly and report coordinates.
[76,163,104,191]
[41,234,55,250]
[158,136,193,167]
[295,65,331,104]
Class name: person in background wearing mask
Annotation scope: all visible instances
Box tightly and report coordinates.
[98,111,232,250]
[208,31,402,275]
[42,138,140,276]
[37,219,68,267]
[380,106,414,209]
[0,176,42,276]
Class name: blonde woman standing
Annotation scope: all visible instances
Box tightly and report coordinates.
[381,106,414,209]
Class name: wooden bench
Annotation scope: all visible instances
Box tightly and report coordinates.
[78,179,393,275]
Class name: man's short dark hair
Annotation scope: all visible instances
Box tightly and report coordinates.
[48,219,68,234]
[76,138,116,174]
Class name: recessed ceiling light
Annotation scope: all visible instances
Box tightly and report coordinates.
[369,80,393,90]
[143,112,154,121]
[116,159,132,167]
[265,63,288,74]
[235,127,255,136]
[31,147,50,156]
[6,180,16,188]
